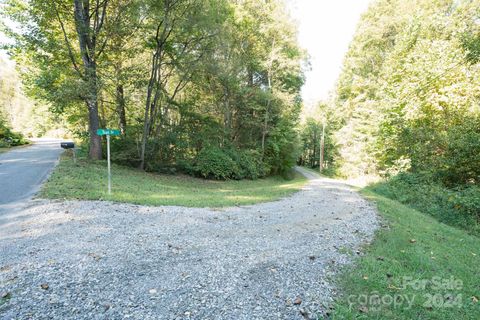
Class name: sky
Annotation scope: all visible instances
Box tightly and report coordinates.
[287,0,371,105]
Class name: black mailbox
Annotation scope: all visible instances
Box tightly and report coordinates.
[61,142,75,149]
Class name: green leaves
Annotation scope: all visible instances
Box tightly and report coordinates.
[331,0,480,187]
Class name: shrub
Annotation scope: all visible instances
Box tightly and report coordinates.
[0,119,28,147]
[226,149,268,180]
[193,146,240,180]
[109,137,141,167]
[437,119,480,186]
[370,172,480,236]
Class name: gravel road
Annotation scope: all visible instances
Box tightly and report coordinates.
[0,167,378,319]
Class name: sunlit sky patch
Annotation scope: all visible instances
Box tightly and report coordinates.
[287,0,371,105]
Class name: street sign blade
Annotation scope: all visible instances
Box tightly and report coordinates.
[97,129,121,136]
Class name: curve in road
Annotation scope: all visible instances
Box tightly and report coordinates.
[0,167,378,319]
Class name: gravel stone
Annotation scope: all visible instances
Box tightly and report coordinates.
[0,168,378,319]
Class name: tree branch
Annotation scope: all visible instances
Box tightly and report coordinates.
[52,0,83,78]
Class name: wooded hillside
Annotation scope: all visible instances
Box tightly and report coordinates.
[328,0,480,233]
[333,0,479,182]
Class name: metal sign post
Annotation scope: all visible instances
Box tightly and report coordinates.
[106,134,111,194]
[97,129,121,195]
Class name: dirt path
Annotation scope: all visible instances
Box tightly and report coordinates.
[0,168,378,319]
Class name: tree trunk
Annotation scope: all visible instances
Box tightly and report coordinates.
[262,71,272,156]
[87,99,102,159]
[84,65,102,160]
[73,0,104,160]
[116,84,127,135]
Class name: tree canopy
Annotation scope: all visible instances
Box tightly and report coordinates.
[329,0,480,187]
[2,0,305,178]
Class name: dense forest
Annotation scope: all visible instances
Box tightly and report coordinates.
[1,0,304,179]
[299,0,479,233]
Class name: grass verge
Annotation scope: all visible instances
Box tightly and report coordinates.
[40,154,308,207]
[331,187,480,319]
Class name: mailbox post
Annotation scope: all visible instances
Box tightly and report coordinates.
[97,129,121,195]
[60,142,76,164]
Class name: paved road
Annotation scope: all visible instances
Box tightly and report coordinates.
[0,139,64,205]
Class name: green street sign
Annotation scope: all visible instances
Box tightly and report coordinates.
[97,128,121,136]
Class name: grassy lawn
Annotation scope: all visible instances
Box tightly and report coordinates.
[331,187,480,319]
[40,154,308,207]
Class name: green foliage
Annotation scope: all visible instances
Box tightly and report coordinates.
[4,0,304,177]
[298,109,338,172]
[193,146,240,180]
[0,116,27,146]
[190,146,268,180]
[226,148,268,180]
[109,137,142,168]
[299,118,322,168]
[326,0,480,234]
[370,173,480,236]
[265,113,301,176]
[333,0,480,184]
[438,118,480,186]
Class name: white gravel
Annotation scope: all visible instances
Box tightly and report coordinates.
[0,167,378,319]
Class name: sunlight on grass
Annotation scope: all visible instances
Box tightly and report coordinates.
[40,155,308,207]
[225,195,266,201]
[332,188,480,319]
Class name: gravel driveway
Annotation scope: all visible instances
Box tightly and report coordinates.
[0,168,378,319]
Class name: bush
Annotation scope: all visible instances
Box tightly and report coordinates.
[437,119,480,186]
[0,119,28,147]
[265,118,300,176]
[370,172,480,236]
[190,146,271,180]
[109,137,141,167]
[193,146,240,180]
[226,149,268,180]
